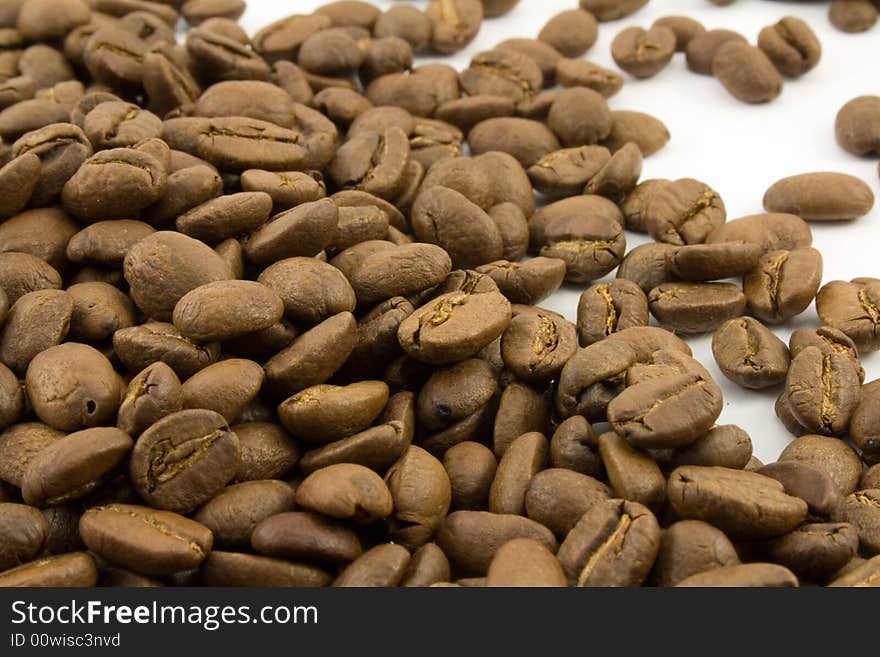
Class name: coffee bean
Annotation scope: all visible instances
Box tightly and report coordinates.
[851,380,880,459]
[816,279,880,353]
[557,498,660,587]
[758,461,842,519]
[712,317,791,389]
[492,381,550,457]
[676,563,798,587]
[649,282,747,334]
[744,248,823,324]
[767,522,858,581]
[598,432,666,511]
[836,490,880,554]
[615,242,677,293]
[556,339,636,421]
[779,433,863,496]
[193,480,295,549]
[685,28,747,75]
[436,510,557,575]
[548,87,612,147]
[0,289,73,376]
[539,9,597,58]
[172,280,283,343]
[611,26,676,79]
[653,16,706,51]
[251,510,362,564]
[0,502,49,571]
[385,445,451,549]
[117,362,183,437]
[579,0,647,21]
[577,279,649,347]
[460,49,543,103]
[786,347,860,436]
[764,172,874,221]
[278,381,388,445]
[426,0,483,55]
[602,111,670,157]
[829,554,880,587]
[757,17,821,78]
[486,538,567,587]
[295,463,393,523]
[527,145,611,197]
[829,0,878,33]
[668,242,762,282]
[652,520,739,587]
[668,466,808,539]
[113,322,220,380]
[500,308,577,386]
[469,117,560,168]
[707,212,812,253]
[0,551,97,587]
[836,95,880,156]
[488,432,547,515]
[646,178,726,245]
[201,551,330,587]
[180,359,264,423]
[555,58,624,97]
[80,503,212,576]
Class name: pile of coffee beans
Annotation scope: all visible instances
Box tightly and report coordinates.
[0,0,879,588]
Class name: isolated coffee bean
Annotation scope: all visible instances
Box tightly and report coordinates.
[80,503,212,576]
[757,16,821,78]
[611,26,676,79]
[836,95,880,156]
[712,317,790,389]
[786,347,860,436]
[668,466,808,539]
[652,520,740,587]
[829,0,878,33]
[557,499,660,587]
[816,279,880,353]
[686,28,747,75]
[676,563,798,587]
[764,172,874,221]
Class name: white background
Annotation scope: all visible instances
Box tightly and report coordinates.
[238,0,880,462]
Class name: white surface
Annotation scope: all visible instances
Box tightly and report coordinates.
[239,0,880,462]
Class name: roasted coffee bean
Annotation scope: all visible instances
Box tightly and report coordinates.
[193,480,295,549]
[577,279,649,347]
[251,511,362,564]
[598,432,665,512]
[469,117,560,168]
[527,145,611,197]
[485,538,567,587]
[714,40,784,103]
[646,178,726,246]
[764,172,874,221]
[649,282,747,334]
[113,322,219,380]
[744,248,822,324]
[534,209,626,285]
[187,28,270,82]
[667,242,761,282]
[129,409,239,513]
[279,381,389,445]
[829,554,880,587]
[172,281,283,343]
[816,279,880,353]
[243,199,339,266]
[836,490,880,554]
[669,466,809,539]
[602,111,670,157]
[786,347,860,436]
[829,0,878,33]
[557,499,660,587]
[398,291,511,365]
[652,520,740,587]
[385,445,451,549]
[611,26,676,79]
[252,13,331,62]
[616,242,677,294]
[80,503,212,576]
[538,9,597,58]
[231,422,300,482]
[790,327,864,383]
[547,88,612,148]
[583,142,642,201]
[686,28,747,75]
[757,17,821,78]
[0,551,98,587]
[0,503,49,571]
[0,423,66,488]
[707,212,812,253]
[759,461,841,519]
[443,441,497,511]
[0,153,40,220]
[851,381,880,458]
[676,563,798,587]
[0,289,73,376]
[180,359,263,423]
[767,522,858,581]
[374,6,432,52]
[779,434,863,496]
[460,49,542,103]
[492,382,549,457]
[295,463,393,523]
[556,339,636,421]
[500,308,577,386]
[427,0,483,55]
[476,258,565,306]
[653,16,705,51]
[436,510,556,575]
[332,543,411,587]
[712,317,791,389]
[26,343,122,432]
[117,363,183,437]
[176,192,273,244]
[489,432,548,515]
[836,96,880,156]
[201,551,330,587]
[523,469,608,539]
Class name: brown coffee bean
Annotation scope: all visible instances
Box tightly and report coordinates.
[779,434,863,496]
[492,382,549,458]
[0,551,97,587]
[243,199,339,266]
[829,554,880,587]
[707,212,812,253]
[485,538,567,587]
[117,362,182,437]
[668,466,809,539]
[0,207,80,271]
[295,463,393,523]
[252,13,331,62]
[436,510,557,575]
[80,503,212,576]
[786,347,860,436]
[535,209,626,285]
[22,427,132,508]
[538,9,597,58]
[251,511,362,564]
[646,178,726,246]
[460,49,543,103]
[764,172,874,221]
[187,28,270,82]
[0,289,73,376]
[257,257,356,324]
[488,432,548,516]
[744,248,823,324]
[667,242,762,282]
[193,480,295,549]
[577,279,649,347]
[0,422,65,488]
[328,543,409,588]
[816,279,880,353]
[228,422,297,482]
[616,242,677,293]
[385,445,451,549]
[758,461,841,519]
[652,520,739,587]
[500,308,577,386]
[836,490,880,554]
[829,0,878,33]
[758,16,821,78]
[598,432,665,511]
[611,26,676,79]
[602,111,670,157]
[649,282,747,334]
[373,6,431,52]
[527,145,611,197]
[712,317,791,389]
[653,16,705,51]
[443,441,497,511]
[557,498,660,587]
[113,322,219,380]
[555,339,636,421]
[469,117,560,168]
[427,0,483,55]
[240,170,325,211]
[67,220,155,268]
[555,58,623,98]
[851,381,880,459]
[686,28,747,75]
[180,359,263,424]
[547,87,612,148]
[836,95,880,156]
[0,153,40,220]
[767,522,858,581]
[26,343,122,432]
[201,551,330,587]
[0,503,49,570]
[676,563,798,587]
